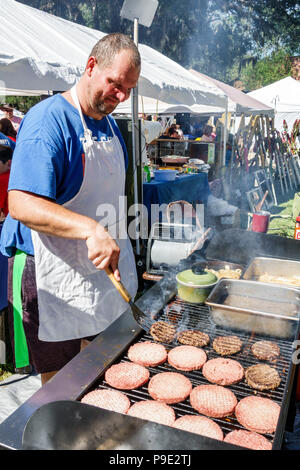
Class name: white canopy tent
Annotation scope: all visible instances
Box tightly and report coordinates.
[0,0,226,108]
[190,69,274,117]
[248,77,300,133]
[114,94,224,115]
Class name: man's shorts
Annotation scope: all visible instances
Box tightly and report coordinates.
[7,251,96,374]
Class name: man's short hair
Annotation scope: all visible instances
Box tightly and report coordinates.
[0,144,13,164]
[88,33,141,69]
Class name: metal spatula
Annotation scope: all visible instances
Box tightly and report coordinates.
[105,266,153,331]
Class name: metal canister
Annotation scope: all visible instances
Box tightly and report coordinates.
[294,216,300,240]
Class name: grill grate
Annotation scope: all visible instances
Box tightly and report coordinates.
[89,297,295,447]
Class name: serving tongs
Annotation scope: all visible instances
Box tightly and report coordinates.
[105,266,154,331]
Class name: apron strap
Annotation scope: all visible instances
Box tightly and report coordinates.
[12,250,30,368]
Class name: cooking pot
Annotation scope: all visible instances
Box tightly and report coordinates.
[176,264,218,304]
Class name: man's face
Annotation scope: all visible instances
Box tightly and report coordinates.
[86,49,140,118]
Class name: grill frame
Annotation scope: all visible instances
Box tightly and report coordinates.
[81,296,299,450]
[1,228,300,450]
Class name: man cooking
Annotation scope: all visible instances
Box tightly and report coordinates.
[0,33,141,385]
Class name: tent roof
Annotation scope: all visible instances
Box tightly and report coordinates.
[190,69,274,116]
[114,94,224,115]
[248,76,300,113]
[0,0,226,107]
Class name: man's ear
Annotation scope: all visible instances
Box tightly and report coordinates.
[85,56,97,77]
[6,160,11,170]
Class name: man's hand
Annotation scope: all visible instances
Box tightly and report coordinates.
[86,223,121,281]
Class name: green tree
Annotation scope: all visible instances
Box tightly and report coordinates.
[240,49,293,91]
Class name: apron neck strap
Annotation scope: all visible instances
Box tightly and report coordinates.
[71,85,89,135]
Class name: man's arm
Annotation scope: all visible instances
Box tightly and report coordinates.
[8,190,121,280]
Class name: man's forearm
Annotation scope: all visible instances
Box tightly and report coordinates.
[8,190,98,240]
[8,189,121,277]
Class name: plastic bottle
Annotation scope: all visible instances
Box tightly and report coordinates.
[294,216,300,240]
[143,165,151,182]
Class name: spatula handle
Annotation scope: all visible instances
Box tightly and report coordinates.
[105,267,131,303]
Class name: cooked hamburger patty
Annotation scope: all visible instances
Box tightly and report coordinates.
[235,396,280,434]
[177,330,210,347]
[105,362,150,390]
[81,389,131,414]
[127,400,176,426]
[202,358,244,386]
[245,364,281,391]
[150,321,176,343]
[190,384,237,418]
[148,372,192,404]
[224,430,272,450]
[128,341,167,367]
[212,335,243,356]
[168,345,207,371]
[251,341,280,361]
[172,415,223,441]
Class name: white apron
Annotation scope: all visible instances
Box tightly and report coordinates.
[31,85,138,342]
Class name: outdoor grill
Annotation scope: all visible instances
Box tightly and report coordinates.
[0,229,299,451]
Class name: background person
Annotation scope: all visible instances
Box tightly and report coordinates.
[201,124,215,142]
[0,118,17,142]
[0,33,141,384]
[0,104,22,132]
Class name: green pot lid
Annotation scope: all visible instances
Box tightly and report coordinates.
[176,266,218,287]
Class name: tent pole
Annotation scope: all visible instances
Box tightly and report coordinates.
[131,17,141,255]
[222,96,229,166]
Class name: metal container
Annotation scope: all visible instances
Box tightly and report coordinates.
[161,156,190,164]
[243,257,300,289]
[206,279,300,339]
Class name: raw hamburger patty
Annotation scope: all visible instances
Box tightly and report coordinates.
[177,330,210,347]
[148,372,192,404]
[224,430,272,450]
[251,340,280,361]
[127,400,176,426]
[190,384,237,418]
[81,389,130,414]
[105,362,150,390]
[150,321,176,343]
[202,358,244,386]
[172,415,223,441]
[213,335,243,356]
[168,345,207,371]
[128,341,167,367]
[235,396,280,434]
[245,364,281,391]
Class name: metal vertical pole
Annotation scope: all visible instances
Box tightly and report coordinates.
[132,17,141,255]
[222,96,229,167]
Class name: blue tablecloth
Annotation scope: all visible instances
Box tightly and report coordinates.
[143,173,210,225]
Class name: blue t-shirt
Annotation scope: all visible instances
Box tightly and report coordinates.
[0,132,15,150]
[0,94,128,257]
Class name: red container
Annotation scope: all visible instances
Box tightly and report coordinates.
[294,216,300,240]
[252,211,270,233]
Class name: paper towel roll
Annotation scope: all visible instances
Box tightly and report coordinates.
[151,240,194,267]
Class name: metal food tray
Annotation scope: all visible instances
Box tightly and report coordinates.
[205,279,300,339]
[243,257,300,290]
[201,259,243,278]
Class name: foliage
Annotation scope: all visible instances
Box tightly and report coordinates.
[240,49,293,91]
[14,0,300,86]
[3,96,41,114]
